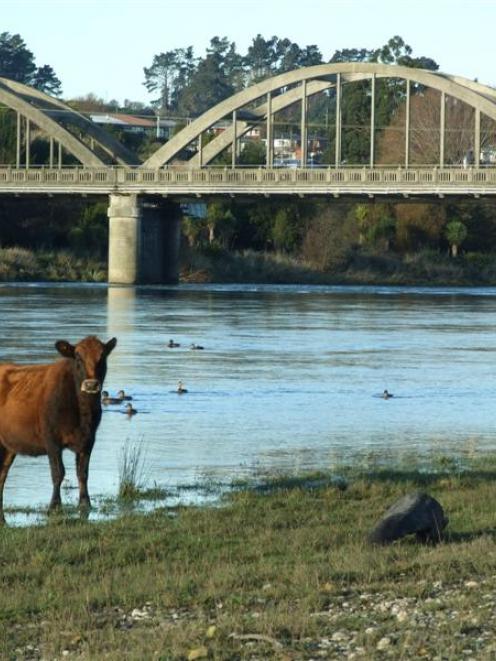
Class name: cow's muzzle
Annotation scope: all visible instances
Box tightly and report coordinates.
[81,379,101,394]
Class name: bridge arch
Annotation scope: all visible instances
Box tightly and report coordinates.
[143,63,496,169]
[0,77,139,167]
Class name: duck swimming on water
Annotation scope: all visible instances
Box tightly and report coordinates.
[382,389,394,399]
[101,391,121,405]
[125,403,137,416]
[177,381,188,394]
[117,390,133,401]
[190,343,204,350]
[168,339,180,348]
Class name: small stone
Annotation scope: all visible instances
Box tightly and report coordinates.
[331,631,348,642]
[396,610,408,622]
[365,627,376,635]
[187,647,208,661]
[376,636,391,651]
[464,581,479,589]
[206,625,217,639]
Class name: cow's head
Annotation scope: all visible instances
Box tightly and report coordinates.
[55,336,117,395]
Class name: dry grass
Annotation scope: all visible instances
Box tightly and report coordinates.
[0,246,106,282]
[181,246,496,286]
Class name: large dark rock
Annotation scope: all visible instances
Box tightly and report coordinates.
[368,492,448,545]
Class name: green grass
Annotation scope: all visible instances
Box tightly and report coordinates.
[3,463,496,659]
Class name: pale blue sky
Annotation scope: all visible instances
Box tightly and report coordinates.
[3,0,496,104]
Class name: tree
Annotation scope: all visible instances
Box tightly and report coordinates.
[372,35,438,71]
[354,203,395,250]
[327,37,439,165]
[0,32,62,94]
[0,32,35,82]
[245,34,279,82]
[272,207,300,253]
[68,202,108,257]
[445,219,467,257]
[205,200,235,246]
[205,37,245,92]
[178,48,234,116]
[302,201,359,270]
[68,94,119,113]
[143,47,197,112]
[182,215,204,248]
[376,88,489,166]
[0,108,16,163]
[31,64,62,96]
[394,202,446,252]
[223,42,245,91]
[238,140,265,166]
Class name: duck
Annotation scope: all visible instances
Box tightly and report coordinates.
[177,380,188,394]
[190,343,204,350]
[167,339,180,348]
[382,389,394,399]
[125,402,137,416]
[101,391,122,405]
[117,389,133,401]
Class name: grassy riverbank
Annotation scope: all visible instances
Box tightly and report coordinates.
[0,244,496,287]
[181,247,496,286]
[0,247,106,282]
[3,460,496,659]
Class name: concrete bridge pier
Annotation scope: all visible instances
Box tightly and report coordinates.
[108,194,180,284]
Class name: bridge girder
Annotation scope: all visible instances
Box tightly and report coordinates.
[0,77,139,167]
[143,63,496,169]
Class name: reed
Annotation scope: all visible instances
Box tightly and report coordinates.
[117,438,149,500]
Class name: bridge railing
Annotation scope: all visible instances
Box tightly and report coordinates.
[1,166,496,189]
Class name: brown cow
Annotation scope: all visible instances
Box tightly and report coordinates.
[0,335,117,524]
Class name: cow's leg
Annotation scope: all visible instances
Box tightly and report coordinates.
[75,450,92,510]
[47,446,65,512]
[0,446,16,525]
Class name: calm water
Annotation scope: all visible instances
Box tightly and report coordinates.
[3,282,496,520]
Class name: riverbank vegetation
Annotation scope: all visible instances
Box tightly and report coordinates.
[2,195,496,285]
[2,457,496,659]
[180,196,496,286]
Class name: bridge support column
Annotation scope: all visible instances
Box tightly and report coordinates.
[108,194,180,284]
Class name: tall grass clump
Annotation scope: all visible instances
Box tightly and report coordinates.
[117,438,148,500]
[0,246,106,282]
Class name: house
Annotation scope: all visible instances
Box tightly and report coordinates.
[89,113,178,139]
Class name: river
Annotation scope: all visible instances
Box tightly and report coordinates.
[2,282,496,522]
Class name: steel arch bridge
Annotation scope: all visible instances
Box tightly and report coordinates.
[1,62,496,197]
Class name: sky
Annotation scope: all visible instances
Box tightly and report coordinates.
[3,0,496,105]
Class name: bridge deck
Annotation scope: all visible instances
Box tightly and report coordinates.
[0,166,496,196]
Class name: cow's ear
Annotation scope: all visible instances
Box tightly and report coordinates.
[104,337,117,356]
[55,340,75,358]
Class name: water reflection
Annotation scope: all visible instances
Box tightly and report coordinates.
[3,282,496,521]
